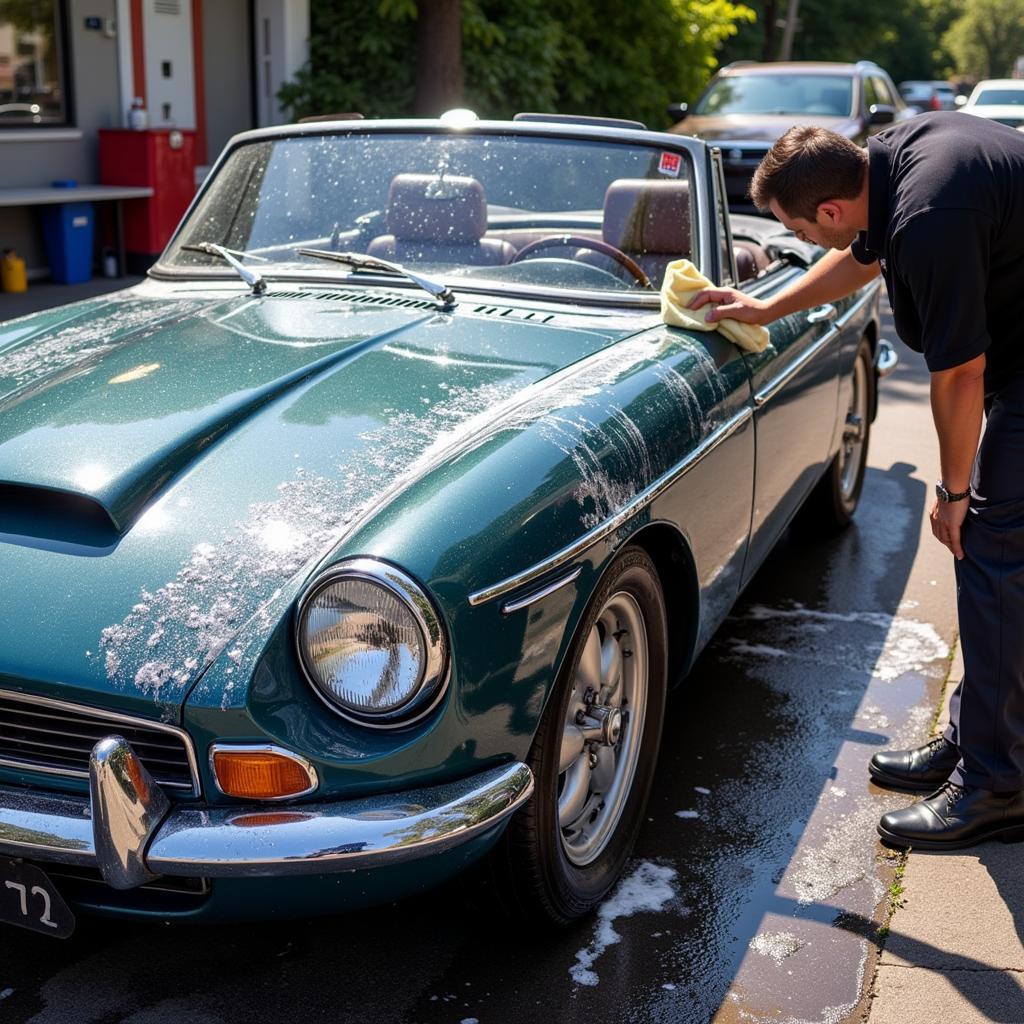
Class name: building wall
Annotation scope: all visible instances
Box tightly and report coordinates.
[0,0,293,277]
[0,0,121,270]
[202,0,253,166]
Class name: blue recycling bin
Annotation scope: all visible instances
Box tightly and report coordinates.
[41,184,94,284]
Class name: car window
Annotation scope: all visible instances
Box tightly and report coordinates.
[162,131,700,296]
[871,76,895,106]
[711,154,735,287]
[862,76,879,109]
[693,74,853,117]
[975,89,1024,105]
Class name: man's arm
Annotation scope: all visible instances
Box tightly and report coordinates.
[688,247,881,324]
[929,354,986,560]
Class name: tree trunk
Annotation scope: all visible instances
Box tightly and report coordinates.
[777,0,800,61]
[761,0,777,62]
[414,0,464,116]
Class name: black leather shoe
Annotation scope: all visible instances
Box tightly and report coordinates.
[878,782,1024,850]
[868,736,960,791]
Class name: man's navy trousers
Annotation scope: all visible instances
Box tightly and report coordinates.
[945,371,1024,791]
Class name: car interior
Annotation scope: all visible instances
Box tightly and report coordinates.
[363,172,778,288]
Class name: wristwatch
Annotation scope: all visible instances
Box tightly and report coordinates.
[935,481,971,503]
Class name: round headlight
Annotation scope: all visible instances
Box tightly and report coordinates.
[295,560,448,727]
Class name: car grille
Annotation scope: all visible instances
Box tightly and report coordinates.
[40,862,210,914]
[0,690,199,794]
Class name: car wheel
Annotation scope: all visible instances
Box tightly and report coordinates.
[799,335,874,533]
[493,546,667,925]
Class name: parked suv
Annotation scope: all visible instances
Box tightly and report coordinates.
[669,60,911,212]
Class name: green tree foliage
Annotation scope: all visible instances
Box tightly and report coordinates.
[943,0,1024,79]
[279,0,755,128]
[717,0,961,84]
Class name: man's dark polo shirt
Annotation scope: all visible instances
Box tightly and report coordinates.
[850,111,1024,395]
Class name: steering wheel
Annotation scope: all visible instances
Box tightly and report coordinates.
[510,234,652,289]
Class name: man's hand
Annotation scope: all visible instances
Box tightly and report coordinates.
[687,288,771,324]
[930,497,969,560]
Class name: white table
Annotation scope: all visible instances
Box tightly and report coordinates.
[0,185,155,275]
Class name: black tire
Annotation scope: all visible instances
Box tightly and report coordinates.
[798,336,874,533]
[490,546,668,925]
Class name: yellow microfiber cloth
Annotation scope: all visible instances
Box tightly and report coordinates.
[660,258,770,354]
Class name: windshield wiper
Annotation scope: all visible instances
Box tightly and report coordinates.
[181,242,268,296]
[297,249,456,310]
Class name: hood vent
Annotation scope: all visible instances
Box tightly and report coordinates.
[271,290,439,311]
[0,483,119,553]
[471,304,556,324]
[270,290,557,323]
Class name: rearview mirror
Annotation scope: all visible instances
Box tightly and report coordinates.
[666,102,688,123]
[868,104,895,126]
[954,94,968,108]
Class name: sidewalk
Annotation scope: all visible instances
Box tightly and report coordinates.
[0,275,143,323]
[866,640,1024,1023]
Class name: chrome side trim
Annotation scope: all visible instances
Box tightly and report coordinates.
[875,338,899,378]
[469,404,754,607]
[0,752,534,881]
[90,737,171,889]
[753,327,838,406]
[0,688,201,795]
[501,567,583,615]
[209,743,320,801]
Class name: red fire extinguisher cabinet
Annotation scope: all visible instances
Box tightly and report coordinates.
[99,129,197,260]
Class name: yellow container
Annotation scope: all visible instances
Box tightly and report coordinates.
[2,249,28,293]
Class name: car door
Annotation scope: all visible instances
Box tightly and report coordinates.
[738,264,841,584]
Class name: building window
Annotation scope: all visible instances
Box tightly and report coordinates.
[0,0,68,127]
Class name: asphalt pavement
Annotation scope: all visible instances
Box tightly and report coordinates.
[0,300,982,1024]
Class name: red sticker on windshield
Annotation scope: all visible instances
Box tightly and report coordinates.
[658,152,681,177]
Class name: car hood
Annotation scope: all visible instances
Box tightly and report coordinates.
[0,284,649,716]
[676,113,854,142]
[964,105,1024,121]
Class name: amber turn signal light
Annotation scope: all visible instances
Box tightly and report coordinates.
[211,747,318,800]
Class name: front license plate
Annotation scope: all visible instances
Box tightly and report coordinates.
[0,858,75,938]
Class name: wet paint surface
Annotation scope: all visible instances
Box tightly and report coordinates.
[0,309,958,1023]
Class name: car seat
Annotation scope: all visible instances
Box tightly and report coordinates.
[367,174,514,266]
[591,178,692,286]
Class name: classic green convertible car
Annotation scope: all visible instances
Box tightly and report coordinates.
[0,113,892,936]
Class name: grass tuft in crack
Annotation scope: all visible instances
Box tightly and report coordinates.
[875,851,909,940]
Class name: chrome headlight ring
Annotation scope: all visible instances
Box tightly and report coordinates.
[294,559,449,729]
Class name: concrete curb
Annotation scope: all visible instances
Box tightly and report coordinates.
[866,639,1024,1022]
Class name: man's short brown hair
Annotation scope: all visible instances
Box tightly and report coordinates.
[749,126,867,221]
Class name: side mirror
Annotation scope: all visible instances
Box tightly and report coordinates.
[868,104,895,125]
[954,94,968,108]
[666,102,688,123]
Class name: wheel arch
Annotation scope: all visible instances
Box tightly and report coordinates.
[620,522,700,689]
[860,318,882,422]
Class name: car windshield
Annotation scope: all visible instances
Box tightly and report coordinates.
[974,89,1024,105]
[694,74,854,117]
[163,130,699,296]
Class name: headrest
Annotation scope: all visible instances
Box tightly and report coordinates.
[385,174,488,243]
[603,179,691,254]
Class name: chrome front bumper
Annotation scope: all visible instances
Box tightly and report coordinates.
[0,736,534,890]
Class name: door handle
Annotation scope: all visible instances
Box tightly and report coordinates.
[807,303,838,324]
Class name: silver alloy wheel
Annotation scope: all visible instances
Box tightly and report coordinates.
[557,591,648,866]
[839,348,869,502]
